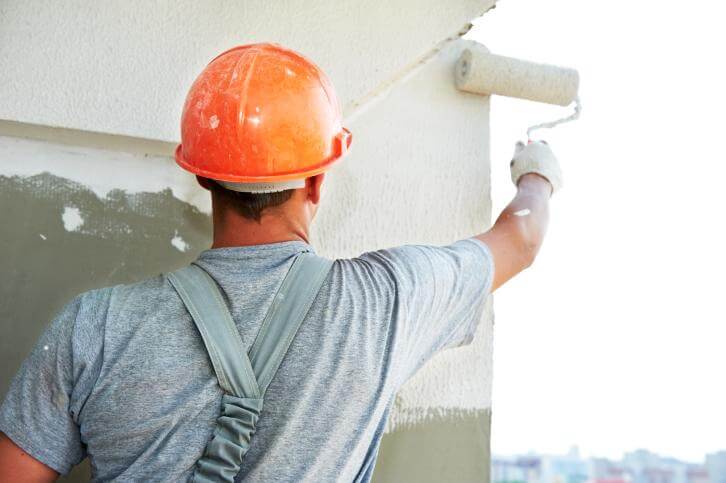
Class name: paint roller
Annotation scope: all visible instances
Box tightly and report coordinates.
[455,43,581,139]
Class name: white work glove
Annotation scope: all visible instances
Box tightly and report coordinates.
[510,140,563,195]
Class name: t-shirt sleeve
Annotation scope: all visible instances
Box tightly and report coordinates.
[359,237,495,384]
[0,295,88,474]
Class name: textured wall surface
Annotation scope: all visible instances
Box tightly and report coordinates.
[0,0,494,142]
[313,41,494,429]
[0,1,497,480]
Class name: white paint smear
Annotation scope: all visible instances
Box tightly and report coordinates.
[0,136,211,213]
[171,232,190,252]
[514,208,531,217]
[61,206,84,231]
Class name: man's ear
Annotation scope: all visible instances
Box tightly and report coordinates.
[306,173,325,204]
[196,175,214,191]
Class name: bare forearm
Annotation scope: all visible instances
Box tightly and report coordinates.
[0,433,58,482]
[476,173,551,291]
[501,172,551,254]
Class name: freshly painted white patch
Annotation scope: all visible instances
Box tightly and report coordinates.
[209,115,219,129]
[0,136,211,213]
[171,231,190,252]
[61,206,84,231]
[0,0,494,141]
[312,40,494,431]
[39,234,47,240]
[514,208,531,217]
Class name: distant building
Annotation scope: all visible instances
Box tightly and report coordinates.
[623,449,692,483]
[706,451,726,483]
[590,457,630,482]
[687,466,710,483]
[492,455,541,483]
[493,448,721,483]
[541,447,589,483]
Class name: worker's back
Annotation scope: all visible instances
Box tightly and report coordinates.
[0,238,493,481]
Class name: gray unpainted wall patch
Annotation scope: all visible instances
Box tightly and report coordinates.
[0,173,211,400]
[372,408,491,483]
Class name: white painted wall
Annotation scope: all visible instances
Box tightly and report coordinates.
[0,0,494,142]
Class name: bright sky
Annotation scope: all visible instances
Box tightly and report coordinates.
[467,0,726,462]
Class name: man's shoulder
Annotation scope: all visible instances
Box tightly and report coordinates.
[71,272,173,319]
[334,239,487,274]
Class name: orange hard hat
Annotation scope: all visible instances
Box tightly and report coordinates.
[175,43,352,192]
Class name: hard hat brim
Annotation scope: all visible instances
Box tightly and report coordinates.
[175,128,352,184]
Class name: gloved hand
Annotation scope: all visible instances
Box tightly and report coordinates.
[510,140,563,196]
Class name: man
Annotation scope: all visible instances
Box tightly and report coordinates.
[0,43,561,481]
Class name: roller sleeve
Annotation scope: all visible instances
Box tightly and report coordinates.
[455,45,579,106]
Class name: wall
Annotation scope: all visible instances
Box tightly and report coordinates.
[0,0,493,141]
[0,1,496,481]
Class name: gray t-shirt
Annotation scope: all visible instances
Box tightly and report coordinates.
[0,238,494,482]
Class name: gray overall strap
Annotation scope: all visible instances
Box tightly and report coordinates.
[167,252,333,483]
[248,253,333,394]
[168,266,260,399]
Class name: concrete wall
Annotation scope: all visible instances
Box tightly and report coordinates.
[0,1,496,480]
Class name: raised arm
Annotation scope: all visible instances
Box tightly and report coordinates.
[476,141,562,292]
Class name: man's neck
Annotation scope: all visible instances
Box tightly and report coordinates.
[211,211,310,249]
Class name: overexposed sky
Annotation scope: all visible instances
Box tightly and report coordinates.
[468,0,726,462]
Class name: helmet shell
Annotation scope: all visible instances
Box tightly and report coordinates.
[176,43,352,183]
